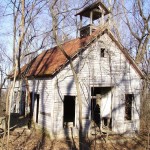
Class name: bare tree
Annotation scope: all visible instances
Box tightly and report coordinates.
[48,0,95,149]
[1,0,50,149]
[49,1,84,149]
[121,0,150,65]
[112,0,150,147]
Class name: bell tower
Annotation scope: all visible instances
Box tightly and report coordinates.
[75,1,110,37]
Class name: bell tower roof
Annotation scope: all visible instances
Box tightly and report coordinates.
[75,0,110,20]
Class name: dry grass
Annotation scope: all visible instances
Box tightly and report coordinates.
[0,113,149,150]
[0,129,149,150]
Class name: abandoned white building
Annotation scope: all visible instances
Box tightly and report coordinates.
[12,1,144,138]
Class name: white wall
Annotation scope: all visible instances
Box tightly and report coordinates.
[15,32,142,137]
[52,33,142,136]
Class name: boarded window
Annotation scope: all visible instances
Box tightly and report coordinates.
[101,48,105,57]
[125,94,134,120]
[63,96,75,127]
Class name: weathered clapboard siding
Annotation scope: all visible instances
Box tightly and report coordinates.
[50,32,142,136]
[26,78,54,134]
[13,31,142,138]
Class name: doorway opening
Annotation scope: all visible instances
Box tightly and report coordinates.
[63,95,75,128]
[91,86,112,129]
[91,98,100,127]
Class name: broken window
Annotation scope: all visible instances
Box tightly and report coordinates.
[125,94,134,120]
[63,95,75,128]
[100,48,105,57]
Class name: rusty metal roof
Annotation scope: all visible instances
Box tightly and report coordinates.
[10,25,144,79]
[19,26,107,78]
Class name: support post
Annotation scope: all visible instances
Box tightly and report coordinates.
[79,15,82,37]
[90,11,93,35]
[101,9,104,26]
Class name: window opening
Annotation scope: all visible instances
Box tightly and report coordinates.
[91,87,111,96]
[102,117,111,129]
[101,48,105,57]
[35,94,39,123]
[125,94,134,120]
[63,95,75,128]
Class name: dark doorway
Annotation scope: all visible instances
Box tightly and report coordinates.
[91,87,112,128]
[63,96,75,127]
[91,87,111,96]
[35,94,39,123]
[20,91,26,116]
[91,98,100,127]
[91,98,96,121]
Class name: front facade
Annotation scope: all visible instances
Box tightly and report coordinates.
[13,1,144,138]
[14,30,143,138]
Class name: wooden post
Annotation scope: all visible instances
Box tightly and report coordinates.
[80,15,82,37]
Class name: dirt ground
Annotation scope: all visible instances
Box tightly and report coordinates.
[0,113,149,150]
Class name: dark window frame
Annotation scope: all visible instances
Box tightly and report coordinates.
[63,95,76,128]
[125,94,134,121]
[100,48,105,57]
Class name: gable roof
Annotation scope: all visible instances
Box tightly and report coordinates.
[12,25,144,79]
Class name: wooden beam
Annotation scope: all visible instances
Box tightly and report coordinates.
[101,9,104,25]
[80,15,82,36]
[90,11,93,24]
[93,8,102,14]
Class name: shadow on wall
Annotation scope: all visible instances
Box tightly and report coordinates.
[9,113,29,131]
[32,79,47,149]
